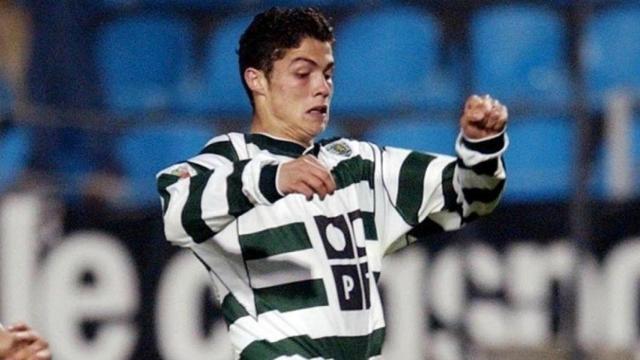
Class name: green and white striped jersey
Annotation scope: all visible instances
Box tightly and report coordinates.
[157,131,507,359]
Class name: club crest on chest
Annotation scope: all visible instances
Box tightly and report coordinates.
[325,141,352,157]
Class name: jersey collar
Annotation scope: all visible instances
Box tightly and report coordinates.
[247,133,320,157]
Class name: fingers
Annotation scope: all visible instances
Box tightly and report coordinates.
[6,323,29,332]
[6,323,38,350]
[465,94,492,122]
[277,155,336,200]
[302,156,337,196]
[462,94,508,138]
[6,338,50,360]
[289,181,316,201]
[11,330,39,344]
[484,99,507,131]
[28,340,50,360]
[296,157,335,200]
[32,348,52,360]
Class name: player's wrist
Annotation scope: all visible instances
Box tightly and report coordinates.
[461,129,506,154]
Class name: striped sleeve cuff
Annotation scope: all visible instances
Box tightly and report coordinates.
[456,130,508,167]
[259,164,284,204]
[241,154,282,206]
[462,131,506,154]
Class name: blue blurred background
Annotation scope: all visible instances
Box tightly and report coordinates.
[0,1,639,359]
[1,0,638,207]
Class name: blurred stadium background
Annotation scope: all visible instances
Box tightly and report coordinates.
[0,0,639,359]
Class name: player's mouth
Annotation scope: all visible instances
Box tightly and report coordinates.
[307,105,328,118]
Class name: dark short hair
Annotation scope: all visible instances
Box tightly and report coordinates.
[238,7,335,108]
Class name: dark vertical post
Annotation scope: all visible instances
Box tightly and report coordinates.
[564,2,594,360]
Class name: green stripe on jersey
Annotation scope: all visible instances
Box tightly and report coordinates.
[462,179,505,204]
[441,161,462,215]
[331,156,374,190]
[407,217,445,238]
[240,327,385,360]
[361,211,378,240]
[396,152,436,225]
[254,279,328,314]
[373,271,381,284]
[240,222,312,261]
[227,160,254,217]
[181,171,216,243]
[246,133,307,157]
[199,140,239,161]
[221,293,250,325]
[157,173,180,214]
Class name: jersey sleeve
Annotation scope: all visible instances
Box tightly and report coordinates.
[376,131,508,254]
[156,134,284,247]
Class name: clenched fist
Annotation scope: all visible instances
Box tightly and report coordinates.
[277,155,336,200]
[461,94,508,139]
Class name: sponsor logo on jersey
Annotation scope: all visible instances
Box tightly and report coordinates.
[315,210,371,311]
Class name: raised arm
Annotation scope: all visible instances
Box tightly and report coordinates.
[451,94,508,219]
[379,94,508,253]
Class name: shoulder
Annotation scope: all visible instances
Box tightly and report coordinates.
[180,132,249,170]
[198,132,246,162]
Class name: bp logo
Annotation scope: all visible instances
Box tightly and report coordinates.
[326,141,352,157]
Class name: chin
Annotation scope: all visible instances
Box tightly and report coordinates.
[304,126,324,142]
[303,117,327,133]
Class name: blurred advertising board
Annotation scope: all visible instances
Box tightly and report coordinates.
[1,193,639,359]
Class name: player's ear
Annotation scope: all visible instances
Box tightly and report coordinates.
[244,67,267,97]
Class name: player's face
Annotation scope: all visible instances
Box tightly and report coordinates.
[265,37,334,145]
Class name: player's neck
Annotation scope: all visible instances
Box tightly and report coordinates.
[250,114,313,148]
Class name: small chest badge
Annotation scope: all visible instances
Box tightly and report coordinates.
[326,141,352,157]
[170,164,192,179]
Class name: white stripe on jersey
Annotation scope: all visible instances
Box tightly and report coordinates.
[229,306,385,351]
[246,249,323,288]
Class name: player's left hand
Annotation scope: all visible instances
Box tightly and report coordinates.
[460,94,508,140]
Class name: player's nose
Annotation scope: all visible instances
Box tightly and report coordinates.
[313,75,332,98]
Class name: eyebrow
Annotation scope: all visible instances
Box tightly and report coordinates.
[290,57,334,71]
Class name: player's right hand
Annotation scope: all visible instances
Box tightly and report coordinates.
[277,155,336,201]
